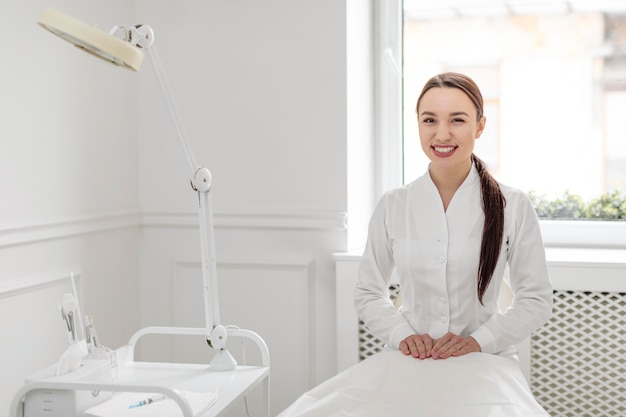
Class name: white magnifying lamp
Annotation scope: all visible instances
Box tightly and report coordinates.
[37,7,235,370]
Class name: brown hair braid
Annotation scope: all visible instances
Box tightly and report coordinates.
[471,153,506,304]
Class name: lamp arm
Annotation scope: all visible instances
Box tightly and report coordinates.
[143,38,226,350]
[198,189,224,346]
[146,44,200,178]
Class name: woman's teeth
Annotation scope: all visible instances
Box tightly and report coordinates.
[434,146,455,153]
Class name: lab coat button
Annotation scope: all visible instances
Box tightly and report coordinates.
[440,297,447,304]
[436,256,445,263]
[440,316,448,323]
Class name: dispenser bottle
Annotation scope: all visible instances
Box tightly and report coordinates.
[84,315,118,380]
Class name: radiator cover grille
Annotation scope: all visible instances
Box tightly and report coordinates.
[358,284,400,360]
[358,287,626,416]
[531,290,626,416]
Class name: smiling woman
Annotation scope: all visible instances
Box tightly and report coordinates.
[342,70,554,416]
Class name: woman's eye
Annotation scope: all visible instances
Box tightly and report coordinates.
[422,118,435,124]
[452,118,466,124]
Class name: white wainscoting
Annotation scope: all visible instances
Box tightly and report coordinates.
[1,209,345,416]
[0,212,141,416]
[141,209,347,231]
[0,271,83,413]
[0,211,140,249]
[141,256,316,417]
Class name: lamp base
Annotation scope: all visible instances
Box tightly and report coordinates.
[210,349,237,371]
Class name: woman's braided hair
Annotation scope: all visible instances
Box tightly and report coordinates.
[416,72,506,304]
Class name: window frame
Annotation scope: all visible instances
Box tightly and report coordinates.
[375,1,626,250]
[374,0,404,197]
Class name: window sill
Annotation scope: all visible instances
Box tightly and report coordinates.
[334,247,626,266]
[539,220,626,249]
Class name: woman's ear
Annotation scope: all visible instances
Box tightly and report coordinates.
[475,116,486,139]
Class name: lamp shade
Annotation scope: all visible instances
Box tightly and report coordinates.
[37,8,143,72]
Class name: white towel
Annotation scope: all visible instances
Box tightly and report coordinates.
[278,351,549,417]
[83,390,218,417]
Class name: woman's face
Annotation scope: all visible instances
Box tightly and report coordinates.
[417,87,485,171]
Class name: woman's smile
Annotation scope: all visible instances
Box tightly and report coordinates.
[432,145,457,156]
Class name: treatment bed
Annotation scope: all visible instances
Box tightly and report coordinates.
[278,350,549,417]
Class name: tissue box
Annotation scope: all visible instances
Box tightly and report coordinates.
[24,359,113,417]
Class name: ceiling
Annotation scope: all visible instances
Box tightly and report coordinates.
[404,0,626,20]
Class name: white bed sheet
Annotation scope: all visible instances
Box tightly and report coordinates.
[278,351,549,417]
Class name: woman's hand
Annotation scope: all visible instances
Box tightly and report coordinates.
[400,332,481,360]
[400,334,435,359]
[431,332,481,359]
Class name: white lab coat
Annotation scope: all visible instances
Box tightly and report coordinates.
[354,164,553,357]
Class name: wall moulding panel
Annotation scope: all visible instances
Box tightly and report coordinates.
[141,210,348,231]
[0,209,346,249]
[0,211,141,248]
[0,270,82,302]
[158,256,316,416]
[0,271,83,411]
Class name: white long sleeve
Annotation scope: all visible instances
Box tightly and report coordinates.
[354,166,553,356]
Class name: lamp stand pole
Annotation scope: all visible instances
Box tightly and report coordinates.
[139,28,236,371]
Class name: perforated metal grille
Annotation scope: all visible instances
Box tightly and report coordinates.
[358,284,401,361]
[531,290,626,417]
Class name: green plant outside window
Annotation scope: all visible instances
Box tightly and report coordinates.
[528,190,626,220]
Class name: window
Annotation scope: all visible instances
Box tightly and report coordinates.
[397,0,626,248]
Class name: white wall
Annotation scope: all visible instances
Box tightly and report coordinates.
[0,0,142,409]
[1,0,147,412]
[1,0,375,415]
[133,1,376,414]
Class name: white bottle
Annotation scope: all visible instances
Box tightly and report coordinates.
[84,315,118,380]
